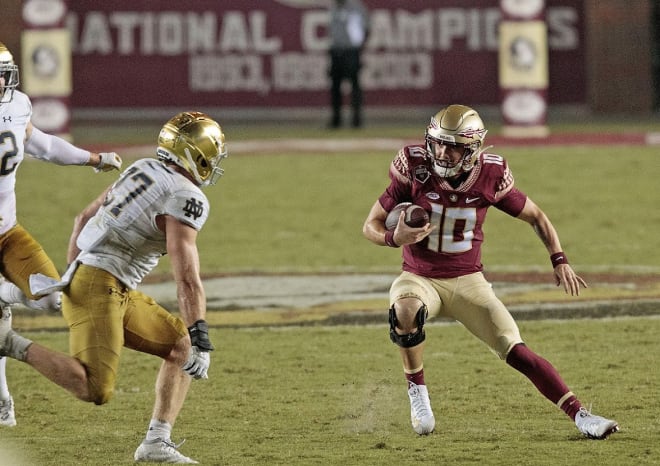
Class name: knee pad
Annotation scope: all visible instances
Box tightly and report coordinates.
[389,304,428,348]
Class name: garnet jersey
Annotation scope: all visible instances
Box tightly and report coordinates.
[0,90,31,235]
[76,158,209,289]
[378,144,527,278]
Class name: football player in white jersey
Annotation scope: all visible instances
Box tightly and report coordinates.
[0,41,121,427]
[1,111,226,464]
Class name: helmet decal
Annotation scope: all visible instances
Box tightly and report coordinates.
[457,127,487,139]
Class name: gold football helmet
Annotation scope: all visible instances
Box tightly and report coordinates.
[156,111,227,187]
[0,42,19,104]
[425,104,488,178]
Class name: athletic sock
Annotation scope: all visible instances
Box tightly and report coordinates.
[559,393,583,420]
[146,419,172,442]
[0,357,10,399]
[405,367,425,386]
[506,343,578,418]
[0,281,23,306]
[2,331,32,361]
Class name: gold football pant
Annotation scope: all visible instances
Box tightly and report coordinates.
[390,271,523,359]
[62,264,188,405]
[0,224,60,299]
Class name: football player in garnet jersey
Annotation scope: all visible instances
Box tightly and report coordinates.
[363,104,619,439]
[0,111,226,463]
[0,41,121,427]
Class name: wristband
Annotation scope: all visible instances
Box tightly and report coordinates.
[550,252,569,268]
[188,319,215,351]
[384,230,399,248]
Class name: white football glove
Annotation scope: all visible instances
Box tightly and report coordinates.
[182,320,214,379]
[182,346,211,379]
[24,291,62,313]
[94,152,122,172]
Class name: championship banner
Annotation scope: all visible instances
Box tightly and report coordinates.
[63,0,583,112]
[499,0,549,137]
[21,0,71,136]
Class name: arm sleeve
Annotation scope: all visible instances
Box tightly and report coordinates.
[24,127,90,166]
[495,187,527,217]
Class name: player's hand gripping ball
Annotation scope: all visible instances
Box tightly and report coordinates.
[385,202,430,231]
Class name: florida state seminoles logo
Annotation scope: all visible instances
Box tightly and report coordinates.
[458,127,487,139]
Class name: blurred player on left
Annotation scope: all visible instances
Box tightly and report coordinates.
[0,41,122,426]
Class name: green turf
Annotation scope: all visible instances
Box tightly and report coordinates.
[2,317,658,465]
[15,143,660,276]
[7,129,660,464]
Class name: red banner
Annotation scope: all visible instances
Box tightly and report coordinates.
[66,0,584,109]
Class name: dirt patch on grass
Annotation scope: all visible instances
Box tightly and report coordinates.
[140,271,660,328]
[12,272,660,331]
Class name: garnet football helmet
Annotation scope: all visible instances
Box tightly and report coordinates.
[0,42,19,104]
[425,104,488,178]
[156,111,227,187]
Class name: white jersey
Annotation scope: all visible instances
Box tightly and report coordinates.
[0,90,31,235]
[76,158,210,289]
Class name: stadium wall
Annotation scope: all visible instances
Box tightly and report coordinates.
[0,0,655,120]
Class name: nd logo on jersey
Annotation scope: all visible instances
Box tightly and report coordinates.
[183,197,204,220]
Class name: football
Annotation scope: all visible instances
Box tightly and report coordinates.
[385,202,430,230]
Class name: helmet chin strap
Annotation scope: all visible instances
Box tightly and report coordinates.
[432,146,474,178]
[432,144,492,179]
[0,88,12,104]
[432,160,463,178]
[184,147,205,186]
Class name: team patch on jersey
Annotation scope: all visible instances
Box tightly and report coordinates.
[414,166,430,183]
[182,197,205,220]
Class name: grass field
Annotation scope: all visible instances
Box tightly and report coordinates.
[15,137,660,276]
[3,118,660,465]
[2,317,660,465]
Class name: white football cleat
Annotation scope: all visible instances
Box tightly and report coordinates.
[575,407,619,439]
[0,395,16,427]
[408,382,435,435]
[134,438,198,464]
